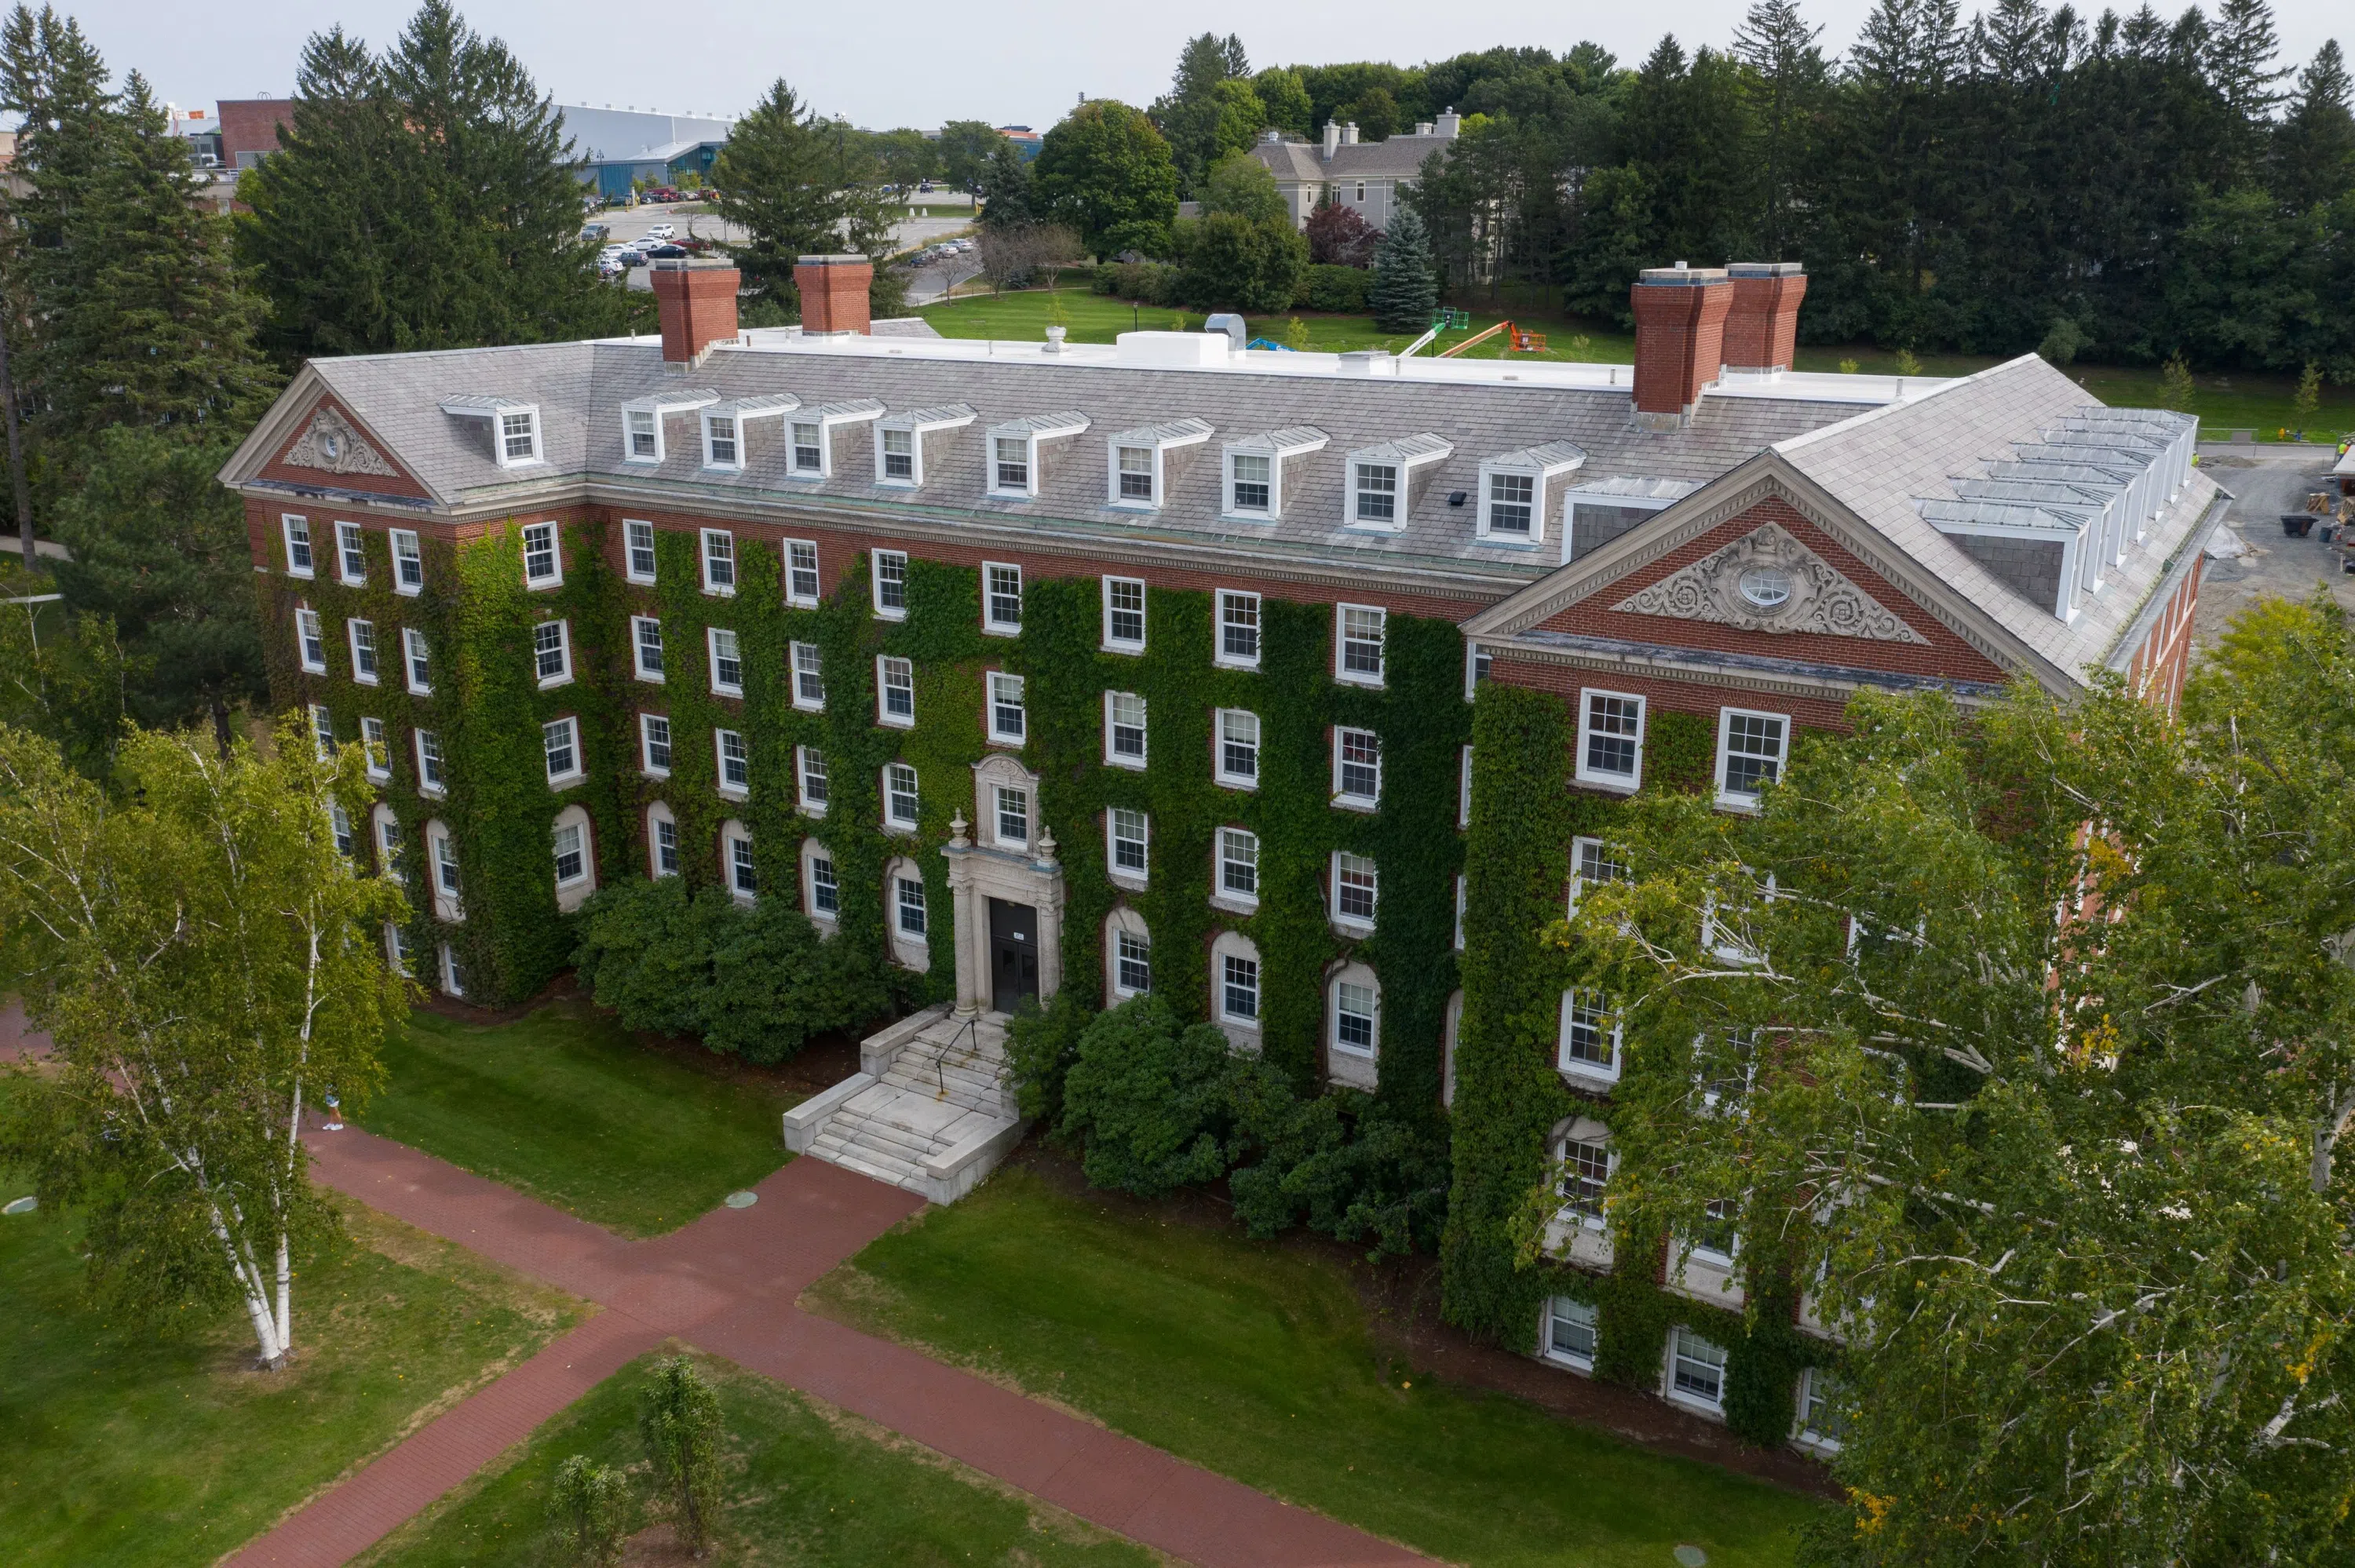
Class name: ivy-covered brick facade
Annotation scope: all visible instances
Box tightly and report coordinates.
[222,275,2218,1449]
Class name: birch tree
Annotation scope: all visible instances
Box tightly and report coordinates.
[1535,598,2355,1563]
[0,713,410,1368]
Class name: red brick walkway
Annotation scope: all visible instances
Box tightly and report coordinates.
[224,1121,1429,1568]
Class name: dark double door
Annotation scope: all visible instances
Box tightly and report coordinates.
[988,898,1039,1012]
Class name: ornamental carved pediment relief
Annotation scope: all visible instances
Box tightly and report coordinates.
[279,407,399,478]
[1608,521,1926,644]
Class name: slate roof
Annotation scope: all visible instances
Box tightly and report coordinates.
[1250,130,1458,184]
[271,334,1880,580]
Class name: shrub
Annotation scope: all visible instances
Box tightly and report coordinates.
[1003,989,1092,1127]
[1057,995,1237,1198]
[1227,1069,1450,1257]
[639,1357,723,1556]
[1304,202,1379,267]
[1092,259,1179,304]
[548,1454,630,1567]
[1294,263,1370,314]
[1174,213,1309,314]
[571,875,721,1039]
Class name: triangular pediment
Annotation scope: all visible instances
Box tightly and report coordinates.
[1609,520,1926,644]
[276,401,403,479]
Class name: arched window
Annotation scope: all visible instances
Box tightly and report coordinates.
[1104,906,1151,1000]
[645,800,679,878]
[885,854,929,969]
[1443,989,1465,1108]
[1210,928,1261,1050]
[552,804,596,912]
[1326,961,1379,1089]
[720,818,755,902]
[974,753,1039,853]
[801,838,840,928]
[424,818,462,923]
[1546,1113,1617,1270]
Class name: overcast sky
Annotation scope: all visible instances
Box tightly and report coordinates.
[85,0,2350,133]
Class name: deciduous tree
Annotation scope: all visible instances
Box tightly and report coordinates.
[1034,100,1180,259]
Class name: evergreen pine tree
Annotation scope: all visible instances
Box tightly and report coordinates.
[2207,0,2291,173]
[2273,40,2355,210]
[1733,0,1826,257]
[1368,204,1437,331]
[707,78,900,319]
[976,138,1035,230]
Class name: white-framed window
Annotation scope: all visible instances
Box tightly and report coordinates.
[625,407,660,463]
[631,616,665,681]
[790,419,824,476]
[797,746,829,814]
[1559,989,1621,1083]
[1332,851,1378,929]
[716,729,750,796]
[896,873,928,939]
[1795,1367,1847,1453]
[1108,806,1148,882]
[1217,590,1261,669]
[440,943,466,996]
[1216,709,1259,788]
[1459,745,1473,828]
[403,628,431,694]
[1716,708,1789,809]
[1228,451,1272,515]
[1464,640,1492,702]
[703,412,740,469]
[282,514,315,577]
[533,619,572,687]
[334,520,367,585]
[871,549,908,619]
[1691,1198,1743,1268]
[414,729,446,796]
[803,840,840,919]
[498,408,541,465]
[991,433,1031,494]
[1668,1327,1729,1412]
[1220,947,1260,1024]
[1576,691,1645,790]
[988,672,1026,744]
[1336,603,1386,685]
[542,717,581,784]
[1218,826,1258,906]
[707,627,743,696]
[360,717,389,779]
[1353,461,1398,524]
[1333,727,1382,808]
[431,826,461,899]
[1331,971,1379,1057]
[309,703,335,760]
[1354,180,1367,202]
[374,805,403,881]
[1104,691,1146,767]
[877,655,915,727]
[782,540,820,606]
[1558,1130,1611,1225]
[295,608,327,673]
[349,618,379,684]
[391,529,424,593]
[639,713,672,776]
[521,521,561,588]
[624,520,658,582]
[879,425,916,482]
[1112,924,1152,996]
[790,641,825,710]
[725,822,758,900]
[1544,1296,1599,1370]
[1572,835,1630,906]
[648,803,680,877]
[994,782,1030,847]
[553,818,588,885]
[1112,443,1156,505]
[1482,469,1537,541]
[700,529,737,595]
[984,563,1022,633]
[883,762,920,829]
[1101,576,1145,652]
[1455,873,1467,950]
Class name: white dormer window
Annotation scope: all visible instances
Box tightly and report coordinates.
[784,400,882,480]
[872,404,974,488]
[1477,443,1585,545]
[521,522,560,588]
[791,421,822,473]
[440,396,543,469]
[704,414,739,468]
[619,388,715,465]
[1103,418,1210,511]
[1220,428,1325,522]
[1344,435,1451,532]
[699,394,798,472]
[987,412,1089,499]
[993,436,1028,491]
[626,409,658,460]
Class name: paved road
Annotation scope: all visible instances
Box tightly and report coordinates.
[599,200,974,292]
[2192,444,2353,646]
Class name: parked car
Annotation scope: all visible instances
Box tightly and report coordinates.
[644,224,676,240]
[647,187,682,203]
[618,250,648,268]
[644,243,689,259]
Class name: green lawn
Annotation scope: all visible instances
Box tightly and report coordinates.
[0,1122,582,1568]
[807,1165,1825,1568]
[359,1351,1156,1567]
[920,288,2353,441]
[359,1000,795,1237]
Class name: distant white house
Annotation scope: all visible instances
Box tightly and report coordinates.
[1246,111,1461,232]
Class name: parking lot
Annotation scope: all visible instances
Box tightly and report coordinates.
[587,201,974,291]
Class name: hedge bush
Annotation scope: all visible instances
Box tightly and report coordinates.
[1294,264,1371,314]
[1091,261,1180,305]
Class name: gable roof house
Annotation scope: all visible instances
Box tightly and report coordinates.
[221,253,2220,1441]
[1247,111,1462,231]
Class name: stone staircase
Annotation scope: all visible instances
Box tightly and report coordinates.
[782,1005,1026,1205]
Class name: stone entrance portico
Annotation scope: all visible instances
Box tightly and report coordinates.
[944,754,1067,1018]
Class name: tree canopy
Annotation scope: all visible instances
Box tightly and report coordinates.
[1033,100,1181,260]
[707,78,903,322]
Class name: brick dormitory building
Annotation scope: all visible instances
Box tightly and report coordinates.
[223,253,2220,1448]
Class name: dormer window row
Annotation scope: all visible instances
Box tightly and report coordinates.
[1104,418,1211,511]
[440,396,542,469]
[701,394,800,472]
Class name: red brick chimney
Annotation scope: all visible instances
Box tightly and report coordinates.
[1630,264,1732,431]
[649,260,739,367]
[794,253,872,335]
[1722,262,1807,376]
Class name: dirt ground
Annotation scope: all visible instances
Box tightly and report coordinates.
[2191,446,2355,647]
